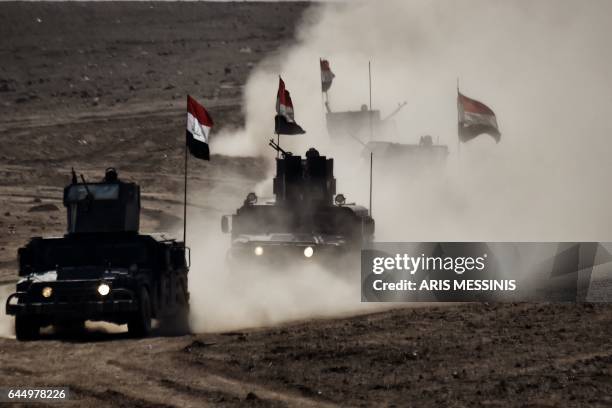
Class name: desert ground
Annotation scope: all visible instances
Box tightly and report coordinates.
[1,2,612,407]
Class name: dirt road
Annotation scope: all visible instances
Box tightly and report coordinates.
[1,303,612,407]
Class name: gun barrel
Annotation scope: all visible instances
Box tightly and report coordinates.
[382,101,407,121]
[269,139,288,157]
[80,174,93,199]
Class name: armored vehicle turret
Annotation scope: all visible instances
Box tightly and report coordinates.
[64,167,140,234]
[363,135,449,170]
[221,143,374,266]
[6,168,190,340]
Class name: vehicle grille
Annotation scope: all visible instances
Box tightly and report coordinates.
[28,282,100,303]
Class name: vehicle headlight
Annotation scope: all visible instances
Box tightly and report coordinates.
[97,283,111,296]
[303,246,314,258]
[254,246,264,256]
[41,286,53,298]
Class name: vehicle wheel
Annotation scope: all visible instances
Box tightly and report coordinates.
[159,287,191,336]
[15,316,40,341]
[159,305,191,336]
[174,308,191,335]
[128,287,152,338]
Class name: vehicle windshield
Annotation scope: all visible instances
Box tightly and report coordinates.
[236,206,357,236]
[65,184,120,202]
[36,241,150,269]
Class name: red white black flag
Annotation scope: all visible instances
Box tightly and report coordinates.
[457,92,501,143]
[320,59,335,92]
[186,95,213,160]
[275,77,305,135]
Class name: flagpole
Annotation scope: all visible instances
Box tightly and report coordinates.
[324,91,328,112]
[368,61,373,217]
[277,74,281,158]
[369,151,373,217]
[321,91,329,116]
[457,77,461,158]
[368,61,372,111]
[183,125,188,247]
[320,58,325,116]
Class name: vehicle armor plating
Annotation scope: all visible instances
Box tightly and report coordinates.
[5,168,190,340]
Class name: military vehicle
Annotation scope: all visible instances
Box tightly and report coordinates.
[221,141,374,266]
[326,105,385,141]
[364,135,448,170]
[5,168,190,340]
[326,104,449,170]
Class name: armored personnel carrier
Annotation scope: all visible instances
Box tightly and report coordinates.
[221,142,374,266]
[5,168,190,340]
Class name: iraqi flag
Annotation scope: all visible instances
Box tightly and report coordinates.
[320,59,335,92]
[275,77,305,135]
[186,95,213,160]
[457,92,501,143]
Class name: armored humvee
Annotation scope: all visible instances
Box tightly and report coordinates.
[221,142,374,267]
[5,168,190,340]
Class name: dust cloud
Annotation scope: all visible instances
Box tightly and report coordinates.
[215,0,612,241]
[5,0,611,336]
[187,219,373,333]
[189,0,612,331]
[0,285,15,338]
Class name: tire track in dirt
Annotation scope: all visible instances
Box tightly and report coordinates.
[0,321,338,406]
[108,357,339,408]
[0,99,241,133]
[0,335,201,407]
[107,359,267,407]
[515,349,612,376]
